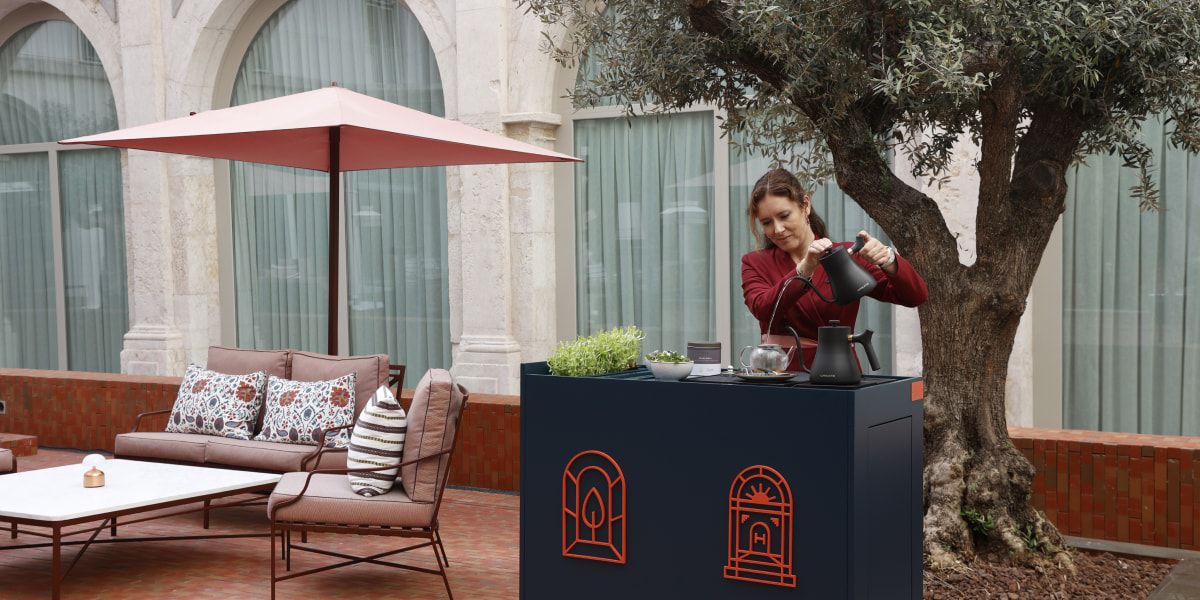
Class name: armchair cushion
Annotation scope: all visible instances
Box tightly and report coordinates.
[347,386,408,496]
[0,448,13,473]
[255,374,357,447]
[270,472,434,527]
[165,364,267,440]
[114,432,209,463]
[400,369,465,503]
[290,351,388,417]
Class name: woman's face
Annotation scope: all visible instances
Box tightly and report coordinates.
[755,194,811,253]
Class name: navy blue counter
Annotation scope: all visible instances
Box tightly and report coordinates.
[519,362,923,599]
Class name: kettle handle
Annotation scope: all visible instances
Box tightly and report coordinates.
[852,329,881,372]
[849,233,867,254]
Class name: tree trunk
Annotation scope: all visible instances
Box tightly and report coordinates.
[918,274,1071,569]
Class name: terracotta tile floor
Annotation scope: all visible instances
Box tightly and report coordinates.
[0,449,518,599]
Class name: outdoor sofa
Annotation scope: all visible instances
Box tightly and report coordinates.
[115,346,399,474]
[0,448,13,474]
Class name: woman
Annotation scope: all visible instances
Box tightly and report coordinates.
[741,169,928,372]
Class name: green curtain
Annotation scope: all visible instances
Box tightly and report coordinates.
[1064,115,1200,435]
[574,112,716,354]
[0,21,124,372]
[59,150,128,373]
[0,154,55,368]
[728,144,893,373]
[230,0,449,386]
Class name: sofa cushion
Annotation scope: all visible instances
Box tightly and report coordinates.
[165,364,267,441]
[0,448,12,473]
[400,370,465,503]
[207,345,290,379]
[114,432,210,464]
[205,438,312,472]
[347,386,408,496]
[290,351,388,417]
[255,374,357,448]
[269,472,434,527]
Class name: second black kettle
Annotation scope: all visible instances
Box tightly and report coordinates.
[800,320,881,385]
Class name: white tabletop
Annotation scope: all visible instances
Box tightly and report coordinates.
[0,459,280,522]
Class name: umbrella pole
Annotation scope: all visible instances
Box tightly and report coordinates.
[327,126,341,356]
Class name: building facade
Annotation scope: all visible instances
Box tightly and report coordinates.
[1,0,1196,437]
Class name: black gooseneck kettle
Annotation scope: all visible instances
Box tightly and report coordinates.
[817,234,877,304]
[801,320,881,385]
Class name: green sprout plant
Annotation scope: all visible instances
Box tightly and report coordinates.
[547,326,645,377]
[1018,524,1043,553]
[645,350,690,364]
[960,507,996,538]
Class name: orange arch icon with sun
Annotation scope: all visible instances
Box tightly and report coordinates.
[562,450,626,564]
[723,465,796,587]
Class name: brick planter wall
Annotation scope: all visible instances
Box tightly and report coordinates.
[0,369,520,492]
[1010,426,1200,550]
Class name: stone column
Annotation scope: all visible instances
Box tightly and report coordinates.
[450,0,523,394]
[503,113,563,365]
[116,0,186,375]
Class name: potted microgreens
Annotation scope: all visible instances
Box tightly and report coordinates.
[546,326,645,377]
[644,350,694,381]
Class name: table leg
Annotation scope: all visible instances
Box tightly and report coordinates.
[9,520,15,539]
[110,516,117,537]
[203,499,211,529]
[52,525,61,600]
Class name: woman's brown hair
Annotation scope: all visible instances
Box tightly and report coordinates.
[747,168,828,249]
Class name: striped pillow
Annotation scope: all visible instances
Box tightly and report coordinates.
[347,386,408,496]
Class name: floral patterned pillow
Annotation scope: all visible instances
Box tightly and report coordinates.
[166,364,267,440]
[255,374,357,448]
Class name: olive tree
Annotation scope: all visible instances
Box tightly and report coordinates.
[524,0,1200,567]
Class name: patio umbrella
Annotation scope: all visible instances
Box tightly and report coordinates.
[60,85,580,354]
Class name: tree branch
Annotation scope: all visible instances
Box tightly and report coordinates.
[973,63,1022,268]
[686,0,789,91]
[823,108,960,272]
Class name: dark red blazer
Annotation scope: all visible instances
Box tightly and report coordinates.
[740,243,928,370]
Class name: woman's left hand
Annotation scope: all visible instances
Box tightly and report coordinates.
[852,230,897,275]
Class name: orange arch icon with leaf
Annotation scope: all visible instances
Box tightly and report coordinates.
[723,465,796,587]
[562,450,626,564]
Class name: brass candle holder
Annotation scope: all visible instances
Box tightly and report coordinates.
[84,466,106,488]
[82,454,107,488]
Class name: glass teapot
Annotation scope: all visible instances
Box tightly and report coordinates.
[738,343,794,373]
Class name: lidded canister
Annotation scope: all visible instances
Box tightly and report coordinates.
[686,341,722,376]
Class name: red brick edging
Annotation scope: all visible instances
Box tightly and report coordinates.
[1010,426,1200,549]
[0,369,519,491]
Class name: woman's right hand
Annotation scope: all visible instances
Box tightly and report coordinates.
[797,237,833,277]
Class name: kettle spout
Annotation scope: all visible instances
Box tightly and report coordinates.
[786,326,808,373]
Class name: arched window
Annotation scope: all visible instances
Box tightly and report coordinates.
[0,20,126,372]
[230,0,448,385]
[567,24,892,369]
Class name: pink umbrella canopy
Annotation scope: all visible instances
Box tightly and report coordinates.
[60,85,580,354]
[60,85,580,168]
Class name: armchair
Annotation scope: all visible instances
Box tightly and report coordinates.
[267,369,468,599]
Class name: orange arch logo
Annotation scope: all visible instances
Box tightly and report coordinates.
[723,465,796,587]
[562,450,626,564]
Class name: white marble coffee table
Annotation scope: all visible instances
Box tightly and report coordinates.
[0,459,281,599]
